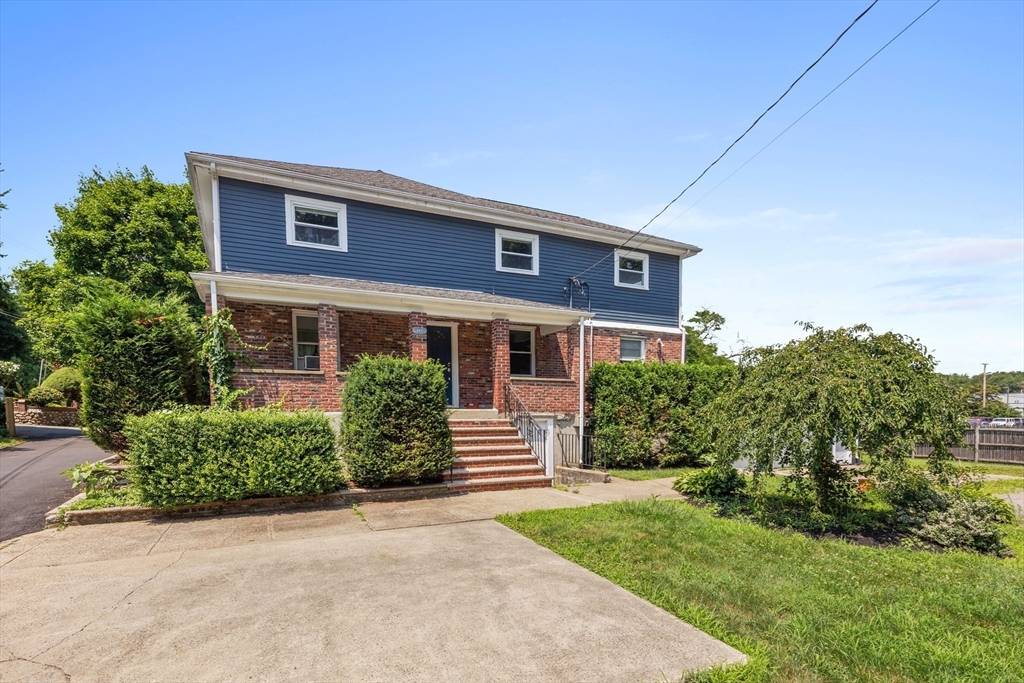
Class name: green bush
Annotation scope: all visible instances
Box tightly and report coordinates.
[42,367,83,404]
[673,466,746,497]
[73,289,208,451]
[342,355,454,488]
[124,407,342,508]
[587,362,733,469]
[27,386,66,407]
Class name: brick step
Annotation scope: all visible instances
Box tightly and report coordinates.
[447,476,553,493]
[453,435,525,447]
[448,420,514,427]
[456,446,536,456]
[449,426,521,437]
[443,465,546,481]
[453,455,540,468]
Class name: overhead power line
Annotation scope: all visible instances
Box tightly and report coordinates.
[609,0,943,260]
[573,0,879,279]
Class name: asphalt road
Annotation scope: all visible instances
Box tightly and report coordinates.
[0,426,108,542]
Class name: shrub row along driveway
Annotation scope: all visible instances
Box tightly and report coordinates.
[0,483,744,682]
[0,426,107,542]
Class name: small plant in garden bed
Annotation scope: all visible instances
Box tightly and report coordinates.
[64,485,144,511]
[27,385,66,407]
[61,461,116,494]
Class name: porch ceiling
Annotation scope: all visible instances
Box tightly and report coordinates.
[192,271,592,327]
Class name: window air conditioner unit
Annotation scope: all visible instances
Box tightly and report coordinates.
[301,356,320,370]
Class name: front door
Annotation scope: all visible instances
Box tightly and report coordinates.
[426,325,456,406]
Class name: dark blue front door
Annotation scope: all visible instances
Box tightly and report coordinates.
[426,325,454,406]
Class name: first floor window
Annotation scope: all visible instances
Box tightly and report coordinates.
[286,195,348,252]
[614,249,649,289]
[620,337,645,362]
[294,313,320,370]
[496,229,539,275]
[509,327,535,376]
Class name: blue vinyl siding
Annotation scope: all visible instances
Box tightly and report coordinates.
[219,178,680,327]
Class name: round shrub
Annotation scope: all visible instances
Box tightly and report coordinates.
[342,355,454,488]
[673,466,746,497]
[124,407,342,508]
[42,367,83,404]
[27,386,66,407]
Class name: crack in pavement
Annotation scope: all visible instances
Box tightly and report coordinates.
[0,531,58,569]
[0,653,72,682]
[29,551,185,662]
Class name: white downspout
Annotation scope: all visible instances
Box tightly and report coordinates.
[211,163,222,273]
[679,254,686,363]
[579,316,585,458]
[210,280,218,314]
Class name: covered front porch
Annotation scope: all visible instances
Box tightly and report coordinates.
[192,271,591,417]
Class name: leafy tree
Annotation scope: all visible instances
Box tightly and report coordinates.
[705,324,965,512]
[12,167,206,366]
[684,308,733,366]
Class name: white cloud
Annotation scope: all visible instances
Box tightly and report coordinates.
[889,237,1023,268]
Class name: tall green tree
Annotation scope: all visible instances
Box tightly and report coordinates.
[684,308,733,366]
[705,324,966,512]
[12,167,206,366]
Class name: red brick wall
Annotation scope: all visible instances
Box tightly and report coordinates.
[409,312,428,362]
[225,300,297,370]
[451,319,493,409]
[536,327,573,379]
[589,327,683,364]
[338,310,407,370]
[233,371,340,411]
[509,379,577,414]
[491,318,510,411]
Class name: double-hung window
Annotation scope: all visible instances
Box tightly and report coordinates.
[509,327,535,376]
[614,249,648,289]
[495,229,539,275]
[293,312,320,370]
[620,337,645,363]
[286,195,348,252]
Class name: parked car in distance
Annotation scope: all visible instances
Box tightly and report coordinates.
[989,418,1019,428]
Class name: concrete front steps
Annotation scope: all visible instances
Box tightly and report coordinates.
[446,419,552,492]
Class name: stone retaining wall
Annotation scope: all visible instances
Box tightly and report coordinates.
[14,405,81,427]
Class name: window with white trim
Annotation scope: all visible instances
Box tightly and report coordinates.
[620,337,645,362]
[293,312,321,370]
[509,327,535,376]
[495,229,539,275]
[286,195,348,252]
[614,249,649,289]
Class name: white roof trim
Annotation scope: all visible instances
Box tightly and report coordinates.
[588,319,684,335]
[185,152,702,258]
[192,272,593,325]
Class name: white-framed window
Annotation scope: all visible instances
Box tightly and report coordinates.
[293,311,321,370]
[614,249,649,290]
[495,229,539,275]
[620,337,645,362]
[509,326,535,376]
[285,195,348,252]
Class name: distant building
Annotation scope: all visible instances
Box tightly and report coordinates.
[1004,393,1024,416]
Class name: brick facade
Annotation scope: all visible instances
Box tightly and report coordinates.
[217,298,683,416]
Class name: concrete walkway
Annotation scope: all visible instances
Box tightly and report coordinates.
[0,478,745,682]
[0,426,108,542]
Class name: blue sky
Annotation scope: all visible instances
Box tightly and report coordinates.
[1,1,1021,374]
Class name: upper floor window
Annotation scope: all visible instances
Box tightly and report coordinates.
[620,337,645,362]
[509,327,535,376]
[495,229,539,275]
[614,249,649,289]
[293,311,321,370]
[286,195,348,252]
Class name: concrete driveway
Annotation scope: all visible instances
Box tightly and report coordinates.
[0,426,108,542]
[0,483,745,682]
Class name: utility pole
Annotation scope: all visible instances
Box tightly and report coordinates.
[981,363,988,407]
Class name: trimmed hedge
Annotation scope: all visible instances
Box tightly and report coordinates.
[342,355,454,488]
[73,290,207,452]
[124,408,342,508]
[587,361,734,469]
[27,386,66,407]
[41,367,82,405]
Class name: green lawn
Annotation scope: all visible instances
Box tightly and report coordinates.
[907,457,1024,478]
[608,466,703,481]
[499,499,1024,683]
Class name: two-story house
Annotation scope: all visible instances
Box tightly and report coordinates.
[186,153,700,486]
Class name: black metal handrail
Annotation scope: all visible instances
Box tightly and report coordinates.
[558,433,609,471]
[503,384,547,473]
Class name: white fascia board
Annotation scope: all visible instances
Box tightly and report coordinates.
[186,160,217,271]
[185,153,702,259]
[588,319,685,335]
[190,273,592,326]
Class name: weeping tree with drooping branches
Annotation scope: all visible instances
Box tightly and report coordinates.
[704,323,966,512]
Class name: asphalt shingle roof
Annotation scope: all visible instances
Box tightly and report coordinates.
[199,271,581,313]
[193,152,683,244]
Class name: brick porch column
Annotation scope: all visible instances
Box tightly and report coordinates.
[318,303,341,411]
[408,312,428,361]
[491,317,510,412]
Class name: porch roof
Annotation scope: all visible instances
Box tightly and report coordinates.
[192,271,593,328]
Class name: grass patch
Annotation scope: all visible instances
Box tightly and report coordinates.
[0,435,26,450]
[499,499,1024,683]
[908,458,1024,478]
[609,466,703,481]
[981,478,1024,496]
[64,486,145,511]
